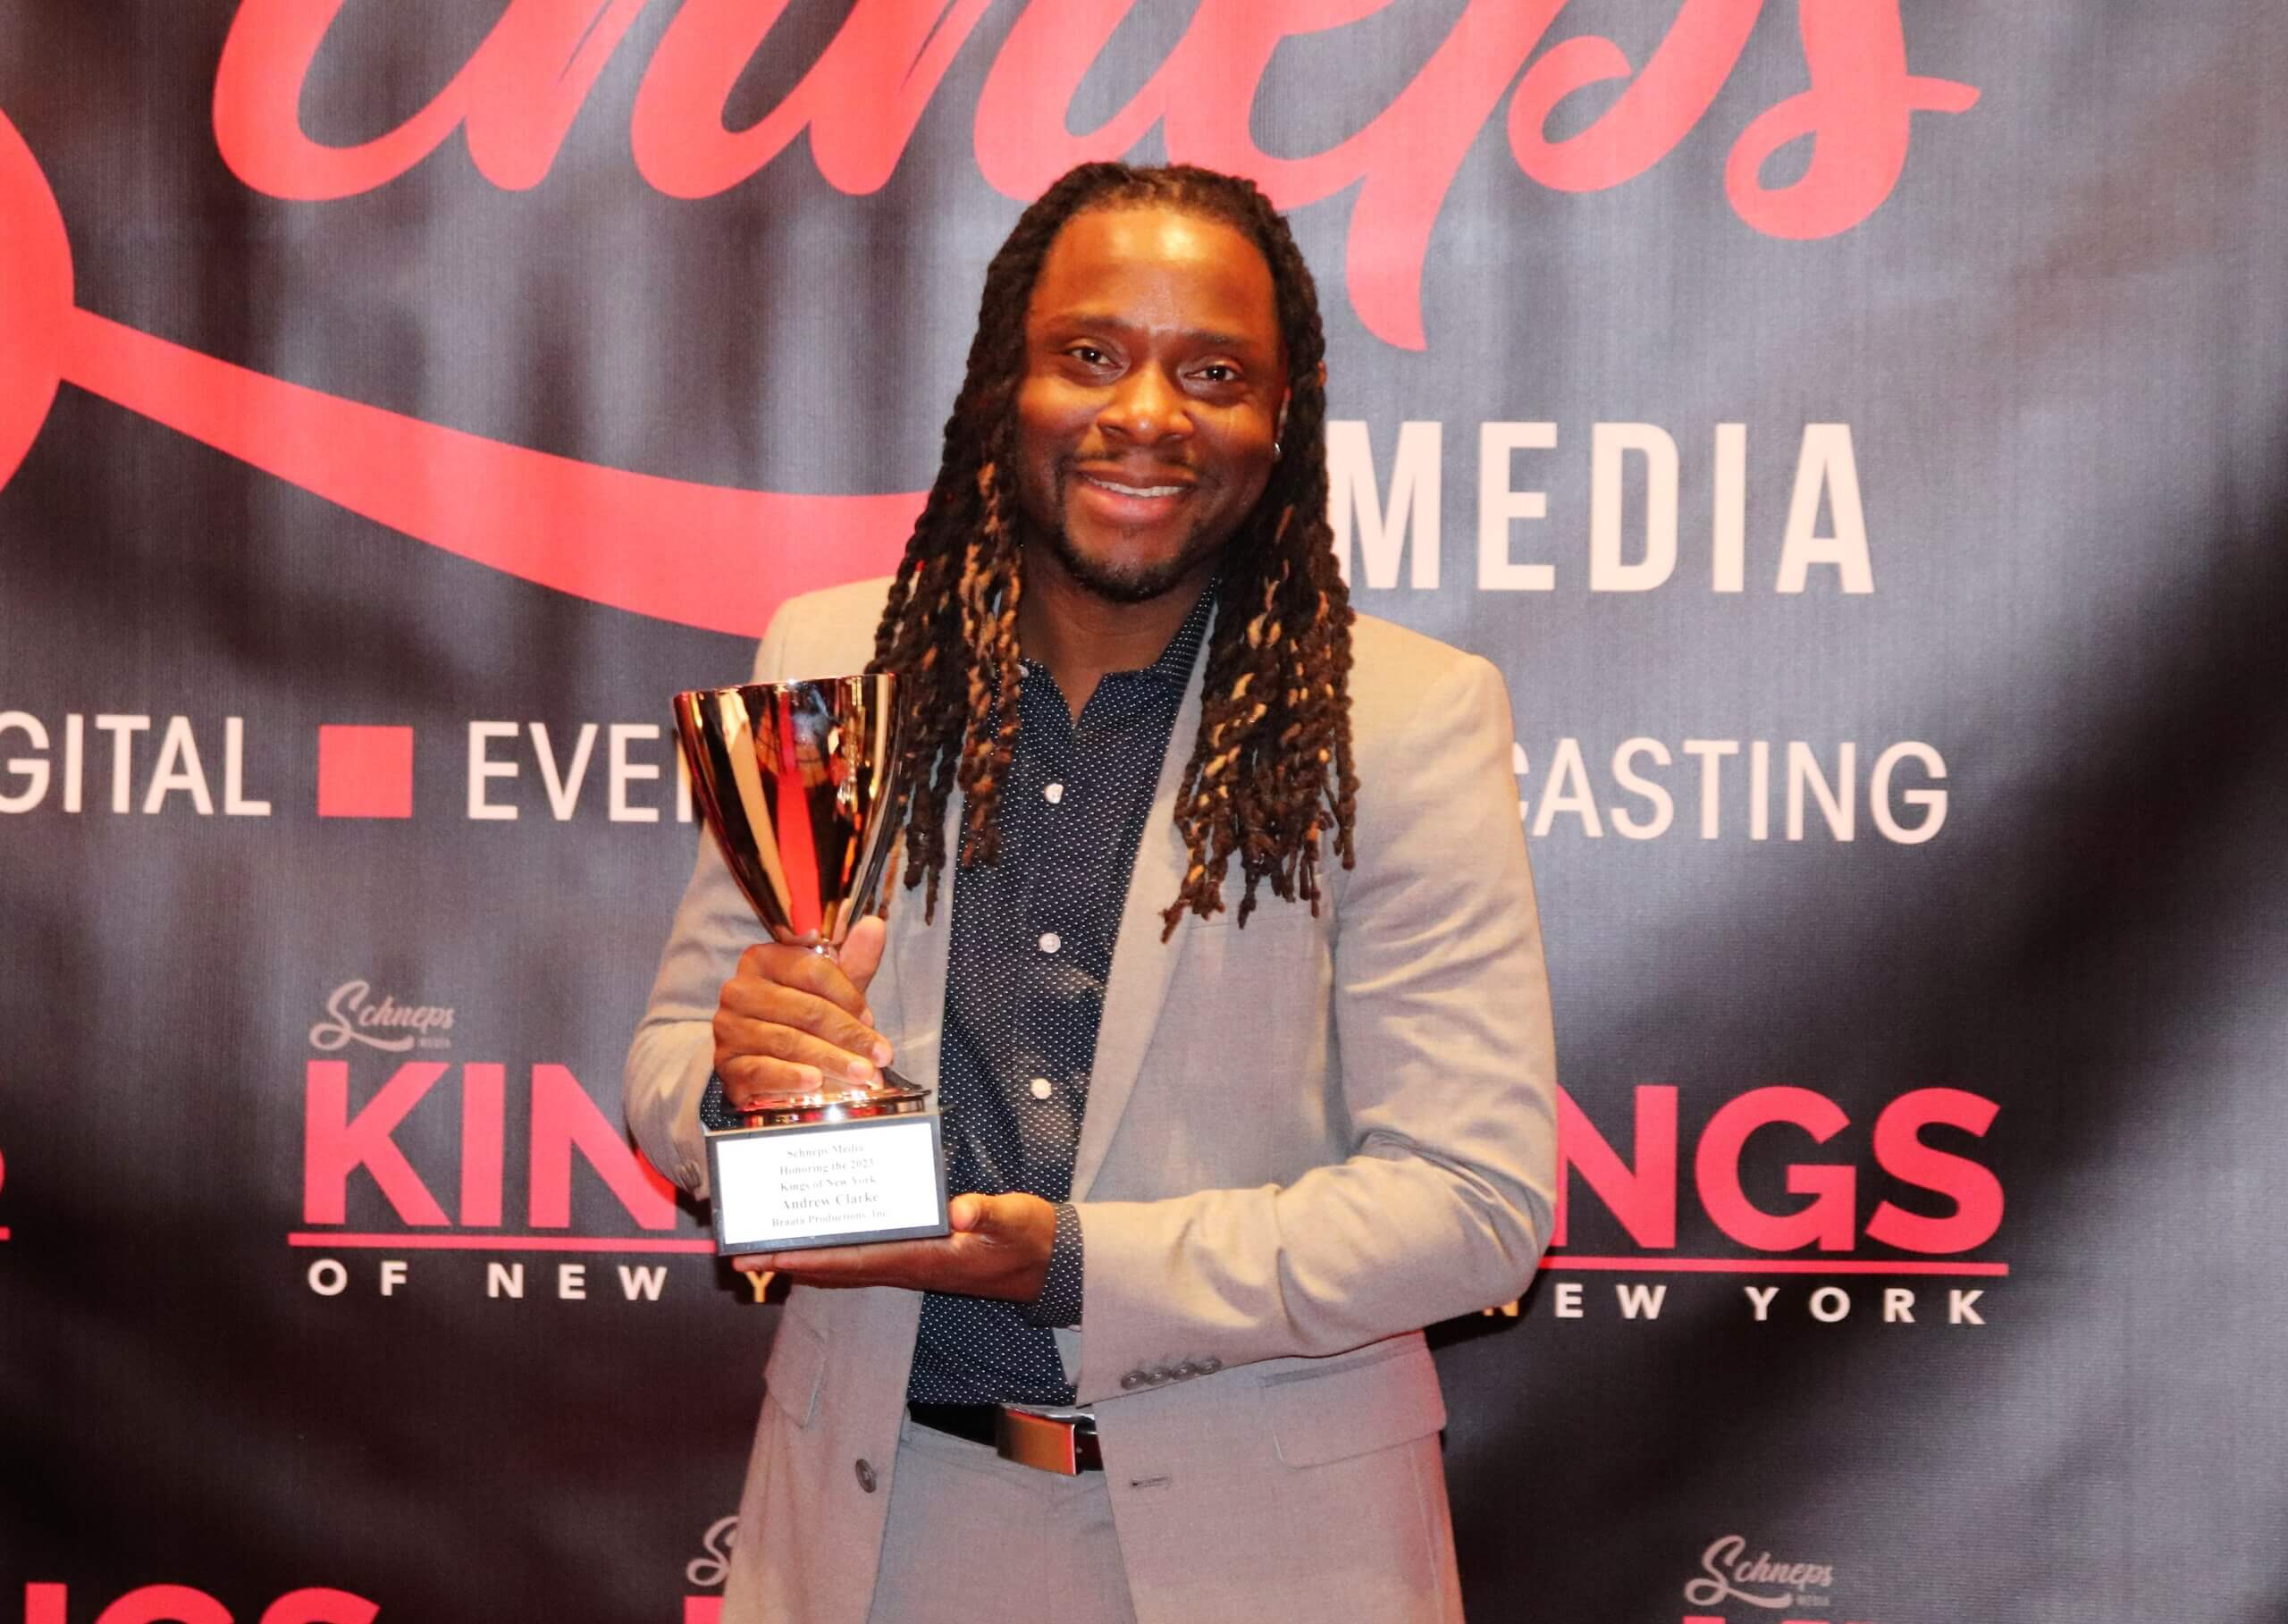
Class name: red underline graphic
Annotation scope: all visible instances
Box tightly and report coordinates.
[289,1231,714,1254]
[1542,1255,2009,1276]
[0,1227,12,1241]
[281,1236,2012,1271]
[0,109,914,637]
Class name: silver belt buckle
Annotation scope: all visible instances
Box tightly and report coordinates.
[994,1407,1093,1476]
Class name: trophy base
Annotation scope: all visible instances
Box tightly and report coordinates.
[706,1081,949,1257]
[734,1068,931,1127]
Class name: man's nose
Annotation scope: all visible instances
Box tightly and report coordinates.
[1098,363,1191,444]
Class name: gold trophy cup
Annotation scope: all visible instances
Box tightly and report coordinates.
[672,673,947,1253]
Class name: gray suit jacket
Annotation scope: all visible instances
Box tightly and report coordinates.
[627,577,1558,1624]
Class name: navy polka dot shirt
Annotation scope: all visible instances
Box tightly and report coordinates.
[907,585,1211,1405]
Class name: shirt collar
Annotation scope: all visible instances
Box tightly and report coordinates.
[1142,581,1216,691]
[1014,580,1216,694]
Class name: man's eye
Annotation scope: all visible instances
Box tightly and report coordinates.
[1193,364,1238,384]
[1067,345,1110,366]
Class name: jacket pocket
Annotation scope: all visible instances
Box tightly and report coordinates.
[1260,1334,1448,1468]
[761,1308,828,1428]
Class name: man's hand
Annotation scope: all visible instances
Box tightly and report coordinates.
[732,1192,1057,1303]
[713,916,894,1113]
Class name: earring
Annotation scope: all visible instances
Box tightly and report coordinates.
[1274,439,1283,459]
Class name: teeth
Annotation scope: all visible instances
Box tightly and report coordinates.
[1088,476,1185,498]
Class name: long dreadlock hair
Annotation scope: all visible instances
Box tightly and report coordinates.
[868,163,1358,937]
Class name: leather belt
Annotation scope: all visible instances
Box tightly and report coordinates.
[906,1401,1104,1475]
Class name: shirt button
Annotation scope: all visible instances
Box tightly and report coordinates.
[1044,783,1064,804]
[1030,1077,1054,1100]
[1039,931,1061,954]
[854,1458,878,1494]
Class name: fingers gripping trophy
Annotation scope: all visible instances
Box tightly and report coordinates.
[672,674,950,1256]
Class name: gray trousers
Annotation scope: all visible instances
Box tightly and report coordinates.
[864,1414,1140,1624]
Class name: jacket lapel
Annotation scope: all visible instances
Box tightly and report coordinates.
[1070,653,1207,1201]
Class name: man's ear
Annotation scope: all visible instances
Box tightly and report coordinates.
[1276,364,1325,435]
[1276,364,1325,439]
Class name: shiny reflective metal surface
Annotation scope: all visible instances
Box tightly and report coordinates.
[994,1408,1102,1476]
[672,672,928,1121]
[733,1090,933,1127]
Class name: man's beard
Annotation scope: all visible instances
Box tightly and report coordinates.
[1028,468,1235,605]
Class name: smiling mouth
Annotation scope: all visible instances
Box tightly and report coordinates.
[1077,472,1194,500]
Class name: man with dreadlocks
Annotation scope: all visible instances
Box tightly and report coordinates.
[628,163,1556,1624]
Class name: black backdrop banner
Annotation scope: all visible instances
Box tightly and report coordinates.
[4,4,2284,1621]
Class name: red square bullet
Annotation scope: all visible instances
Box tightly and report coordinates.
[316,725,414,819]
